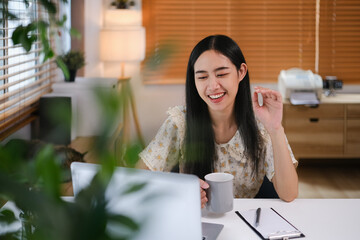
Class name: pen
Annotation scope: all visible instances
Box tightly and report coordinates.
[255,207,261,227]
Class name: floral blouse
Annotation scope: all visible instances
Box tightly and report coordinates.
[139,106,298,198]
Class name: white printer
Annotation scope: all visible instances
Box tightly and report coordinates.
[278,68,323,105]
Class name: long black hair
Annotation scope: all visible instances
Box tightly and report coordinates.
[183,35,264,179]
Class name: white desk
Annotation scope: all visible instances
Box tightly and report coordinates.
[2,198,360,239]
[202,198,360,240]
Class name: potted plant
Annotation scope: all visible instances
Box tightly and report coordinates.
[0,88,145,240]
[1,3,147,239]
[110,0,135,9]
[57,50,85,82]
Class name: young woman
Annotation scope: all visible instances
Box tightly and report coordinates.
[138,35,298,206]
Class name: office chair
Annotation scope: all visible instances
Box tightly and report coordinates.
[254,176,279,199]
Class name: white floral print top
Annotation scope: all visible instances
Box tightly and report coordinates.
[139,106,298,198]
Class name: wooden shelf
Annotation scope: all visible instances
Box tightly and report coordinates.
[283,94,360,159]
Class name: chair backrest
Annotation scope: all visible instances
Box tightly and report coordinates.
[254,176,279,199]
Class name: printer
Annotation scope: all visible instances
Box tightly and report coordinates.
[278,68,323,105]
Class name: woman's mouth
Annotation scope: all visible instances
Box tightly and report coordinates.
[208,93,226,103]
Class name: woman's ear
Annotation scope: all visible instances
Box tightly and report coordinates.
[238,63,248,83]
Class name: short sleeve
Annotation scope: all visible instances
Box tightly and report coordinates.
[139,106,185,172]
[259,124,298,181]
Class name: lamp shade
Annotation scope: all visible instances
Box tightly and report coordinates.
[104,10,142,27]
[99,27,145,62]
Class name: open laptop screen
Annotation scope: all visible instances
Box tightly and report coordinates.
[71,162,202,240]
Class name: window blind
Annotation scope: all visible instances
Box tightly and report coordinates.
[0,0,56,139]
[319,0,360,83]
[143,0,316,84]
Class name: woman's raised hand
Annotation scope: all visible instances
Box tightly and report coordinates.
[252,86,284,134]
[199,179,209,208]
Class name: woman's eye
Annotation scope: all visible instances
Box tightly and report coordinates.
[197,76,208,80]
[216,73,228,77]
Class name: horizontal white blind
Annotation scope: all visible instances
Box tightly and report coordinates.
[319,0,360,83]
[0,0,55,137]
[143,0,316,84]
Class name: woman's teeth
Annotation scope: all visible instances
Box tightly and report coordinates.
[209,93,225,99]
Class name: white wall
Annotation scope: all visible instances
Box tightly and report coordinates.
[84,0,185,144]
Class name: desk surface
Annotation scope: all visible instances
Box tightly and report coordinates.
[2,198,359,240]
[282,93,360,104]
[202,198,360,240]
[319,93,360,103]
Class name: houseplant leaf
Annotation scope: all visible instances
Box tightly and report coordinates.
[11,23,37,52]
[56,58,69,80]
[0,209,17,224]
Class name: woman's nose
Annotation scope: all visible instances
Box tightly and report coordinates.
[208,75,220,90]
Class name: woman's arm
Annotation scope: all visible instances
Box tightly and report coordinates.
[267,127,298,202]
[136,159,150,170]
[253,86,298,202]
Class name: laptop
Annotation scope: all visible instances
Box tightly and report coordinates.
[71,162,223,240]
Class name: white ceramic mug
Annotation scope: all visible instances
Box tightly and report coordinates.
[204,172,234,214]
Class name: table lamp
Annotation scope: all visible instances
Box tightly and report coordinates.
[100,27,145,78]
[99,27,146,153]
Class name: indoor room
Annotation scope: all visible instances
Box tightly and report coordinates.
[1,0,359,239]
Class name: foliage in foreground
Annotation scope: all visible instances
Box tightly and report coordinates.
[0,87,144,240]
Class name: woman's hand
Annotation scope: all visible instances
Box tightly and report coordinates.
[199,179,209,208]
[253,87,298,202]
[252,86,283,134]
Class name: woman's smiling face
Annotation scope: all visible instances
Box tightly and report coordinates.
[194,50,246,113]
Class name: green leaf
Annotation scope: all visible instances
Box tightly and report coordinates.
[27,22,37,32]
[56,57,69,80]
[108,214,140,231]
[56,14,67,27]
[122,182,147,195]
[58,50,85,70]
[11,23,37,52]
[37,20,50,55]
[94,87,123,127]
[0,209,17,224]
[35,145,61,199]
[0,231,19,240]
[144,41,177,71]
[43,49,54,62]
[70,28,81,39]
[0,11,18,25]
[23,0,30,8]
[0,141,24,173]
[123,142,143,167]
[37,19,50,29]
[39,0,57,14]
[96,152,116,184]
[11,25,25,45]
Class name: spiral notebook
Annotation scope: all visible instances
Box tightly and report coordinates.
[235,208,305,240]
